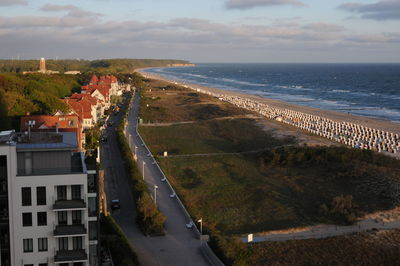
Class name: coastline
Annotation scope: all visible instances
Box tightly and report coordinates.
[137,69,400,135]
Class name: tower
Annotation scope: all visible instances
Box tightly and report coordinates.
[39,57,46,73]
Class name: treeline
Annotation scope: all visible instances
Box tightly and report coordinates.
[0,58,191,74]
[0,73,81,130]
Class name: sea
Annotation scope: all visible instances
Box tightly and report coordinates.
[143,63,400,123]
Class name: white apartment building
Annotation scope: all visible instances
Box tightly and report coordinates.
[0,130,99,266]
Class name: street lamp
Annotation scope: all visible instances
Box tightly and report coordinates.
[154,185,158,207]
[129,134,132,148]
[197,218,203,235]
[135,146,138,156]
[142,161,146,180]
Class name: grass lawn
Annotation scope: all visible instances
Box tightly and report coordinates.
[159,148,400,235]
[139,80,251,123]
[240,230,400,265]
[139,118,294,156]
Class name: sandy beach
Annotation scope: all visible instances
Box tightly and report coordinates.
[137,69,400,136]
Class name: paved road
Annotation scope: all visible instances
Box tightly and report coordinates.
[101,93,211,266]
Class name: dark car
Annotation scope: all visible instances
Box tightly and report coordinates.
[111,199,120,210]
[101,136,107,142]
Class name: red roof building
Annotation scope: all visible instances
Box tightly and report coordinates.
[20,114,84,150]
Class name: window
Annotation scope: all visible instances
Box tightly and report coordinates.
[72,236,82,250]
[22,213,32,227]
[37,212,47,226]
[24,264,33,266]
[72,210,81,224]
[58,237,68,250]
[57,186,67,200]
[71,185,81,200]
[58,211,67,225]
[38,238,48,252]
[89,221,98,241]
[23,238,33,252]
[21,187,31,206]
[88,197,97,217]
[36,187,46,205]
[39,264,48,266]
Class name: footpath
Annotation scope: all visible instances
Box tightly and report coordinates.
[241,215,400,243]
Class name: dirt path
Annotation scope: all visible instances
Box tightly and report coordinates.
[240,207,400,242]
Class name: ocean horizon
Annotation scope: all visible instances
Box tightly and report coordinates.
[144,63,400,123]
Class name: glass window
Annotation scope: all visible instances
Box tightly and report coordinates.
[58,237,68,251]
[72,210,81,224]
[58,211,67,225]
[71,185,81,200]
[36,187,46,205]
[72,236,82,250]
[38,238,48,252]
[37,212,47,226]
[22,213,32,227]
[57,186,67,200]
[88,197,97,217]
[21,187,31,206]
[23,238,33,252]
[88,173,96,193]
[89,221,98,241]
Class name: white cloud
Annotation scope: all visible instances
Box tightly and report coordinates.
[226,0,305,10]
[0,11,399,62]
[339,0,400,20]
[0,0,27,6]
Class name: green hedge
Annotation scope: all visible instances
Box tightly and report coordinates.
[100,215,140,266]
[115,92,166,235]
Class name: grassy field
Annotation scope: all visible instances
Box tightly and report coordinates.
[223,229,400,265]
[139,79,251,123]
[140,118,294,156]
[158,146,400,235]
[138,77,400,263]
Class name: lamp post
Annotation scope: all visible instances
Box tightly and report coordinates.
[129,134,132,148]
[135,146,138,156]
[154,185,158,207]
[142,161,146,180]
[197,218,203,235]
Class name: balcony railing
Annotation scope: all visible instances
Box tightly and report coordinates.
[53,199,86,210]
[54,224,87,237]
[54,249,87,263]
[17,153,84,176]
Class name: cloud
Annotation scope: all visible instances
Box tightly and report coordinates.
[0,0,27,6]
[0,13,399,62]
[40,4,101,19]
[226,0,305,10]
[338,0,400,20]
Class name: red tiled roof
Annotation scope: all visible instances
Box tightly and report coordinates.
[20,114,79,131]
[70,93,98,105]
[89,74,98,85]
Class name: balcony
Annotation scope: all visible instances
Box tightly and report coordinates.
[17,152,84,176]
[54,224,87,237]
[54,249,87,263]
[53,199,86,210]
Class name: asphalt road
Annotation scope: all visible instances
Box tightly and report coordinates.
[101,93,211,266]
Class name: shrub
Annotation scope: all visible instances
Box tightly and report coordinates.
[100,215,139,266]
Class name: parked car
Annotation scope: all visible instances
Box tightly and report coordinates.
[101,136,107,142]
[111,199,120,210]
[185,221,194,229]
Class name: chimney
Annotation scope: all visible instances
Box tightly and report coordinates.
[55,122,59,133]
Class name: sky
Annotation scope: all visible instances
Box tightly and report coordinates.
[0,0,399,63]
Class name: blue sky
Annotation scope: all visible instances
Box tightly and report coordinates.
[0,0,399,62]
